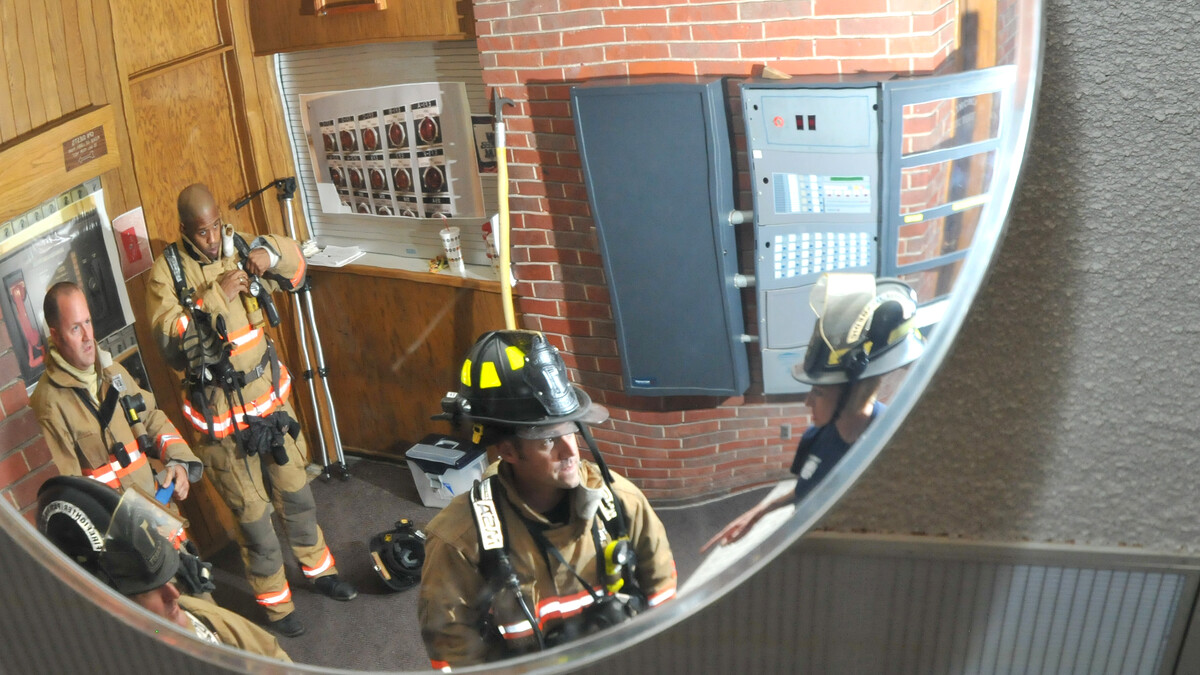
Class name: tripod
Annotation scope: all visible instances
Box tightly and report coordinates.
[234,178,349,480]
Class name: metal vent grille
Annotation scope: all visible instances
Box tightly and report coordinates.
[587,536,1196,675]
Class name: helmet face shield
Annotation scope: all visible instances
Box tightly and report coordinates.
[102,489,183,595]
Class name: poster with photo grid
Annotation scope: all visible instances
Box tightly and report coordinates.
[303,82,483,220]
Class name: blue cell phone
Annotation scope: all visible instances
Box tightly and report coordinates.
[155,482,175,505]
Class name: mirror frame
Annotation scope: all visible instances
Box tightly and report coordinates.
[0,0,1044,671]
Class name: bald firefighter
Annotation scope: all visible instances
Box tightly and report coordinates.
[418,330,678,669]
[31,281,202,503]
[145,183,355,638]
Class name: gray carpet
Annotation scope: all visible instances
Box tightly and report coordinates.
[207,455,771,671]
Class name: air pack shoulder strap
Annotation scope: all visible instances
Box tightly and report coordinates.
[470,477,510,582]
[163,242,190,304]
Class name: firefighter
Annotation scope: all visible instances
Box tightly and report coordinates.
[31,281,202,503]
[418,329,678,669]
[702,274,926,551]
[145,183,355,638]
[37,475,291,661]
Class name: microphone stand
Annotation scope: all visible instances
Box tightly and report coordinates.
[234,178,349,480]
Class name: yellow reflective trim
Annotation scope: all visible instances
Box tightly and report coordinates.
[504,345,525,371]
[951,194,989,211]
[480,362,502,388]
[826,346,849,366]
[903,213,924,223]
[473,423,484,444]
[461,359,472,386]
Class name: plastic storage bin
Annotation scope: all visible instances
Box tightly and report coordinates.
[405,434,487,508]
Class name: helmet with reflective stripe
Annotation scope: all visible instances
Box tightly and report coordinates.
[438,330,608,434]
[37,476,181,596]
[369,518,426,592]
[794,274,926,386]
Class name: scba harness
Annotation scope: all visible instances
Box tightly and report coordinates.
[468,474,645,653]
[163,240,293,464]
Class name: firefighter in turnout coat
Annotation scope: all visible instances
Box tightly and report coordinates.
[145,183,356,638]
[32,282,202,503]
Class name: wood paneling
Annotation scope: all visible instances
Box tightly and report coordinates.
[247,0,467,56]
[0,105,119,223]
[110,0,223,76]
[307,267,508,456]
[126,54,252,246]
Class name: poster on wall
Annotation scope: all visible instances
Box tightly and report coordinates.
[302,82,484,220]
[0,191,136,388]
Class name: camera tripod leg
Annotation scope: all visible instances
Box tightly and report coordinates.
[300,285,349,480]
[275,182,349,480]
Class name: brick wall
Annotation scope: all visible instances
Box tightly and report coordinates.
[0,304,58,525]
[475,0,959,502]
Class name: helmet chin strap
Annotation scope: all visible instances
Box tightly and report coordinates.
[574,422,630,539]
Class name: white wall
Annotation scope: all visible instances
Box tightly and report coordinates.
[823,0,1200,552]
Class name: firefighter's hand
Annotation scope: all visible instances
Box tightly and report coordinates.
[164,463,191,500]
[218,269,249,300]
[701,506,765,553]
[245,248,272,276]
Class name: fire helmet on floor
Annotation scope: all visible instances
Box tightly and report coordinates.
[369,518,426,592]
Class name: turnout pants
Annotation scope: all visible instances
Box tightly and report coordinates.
[196,402,337,621]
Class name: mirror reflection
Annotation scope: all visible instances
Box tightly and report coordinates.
[0,0,1042,671]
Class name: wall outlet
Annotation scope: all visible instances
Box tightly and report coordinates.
[781,423,792,439]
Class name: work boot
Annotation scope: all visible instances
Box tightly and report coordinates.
[314,574,358,601]
[267,612,306,637]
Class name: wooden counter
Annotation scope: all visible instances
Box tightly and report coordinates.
[304,261,508,458]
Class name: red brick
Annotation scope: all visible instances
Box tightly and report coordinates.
[508,195,546,212]
[670,42,741,60]
[561,26,625,47]
[472,2,510,21]
[541,10,605,30]
[603,8,668,25]
[0,353,21,388]
[840,56,917,74]
[8,464,58,510]
[512,32,563,51]
[839,15,913,36]
[695,61,755,77]
[890,0,946,11]
[0,327,11,354]
[483,68,522,86]
[888,34,944,56]
[625,24,691,42]
[694,22,762,41]
[517,298,562,316]
[493,15,542,34]
[544,198,590,217]
[496,51,544,69]
[0,452,29,490]
[21,436,51,469]
[667,4,739,23]
[574,62,629,79]
[528,99,571,118]
[765,17,838,39]
[814,37,888,58]
[604,43,671,62]
[509,0,560,17]
[477,35,514,51]
[0,410,41,454]
[740,1,813,20]
[813,0,887,15]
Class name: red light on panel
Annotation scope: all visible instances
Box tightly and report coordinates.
[773,115,785,128]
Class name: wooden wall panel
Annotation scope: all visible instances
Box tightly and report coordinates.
[307,269,508,456]
[126,54,252,247]
[247,0,467,56]
[110,0,223,76]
